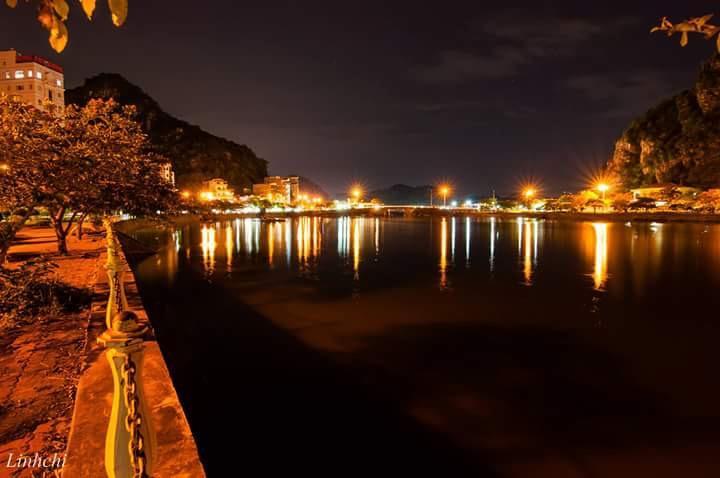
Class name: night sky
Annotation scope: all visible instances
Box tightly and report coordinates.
[0,1,715,196]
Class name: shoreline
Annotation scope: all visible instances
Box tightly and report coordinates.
[140,210,720,229]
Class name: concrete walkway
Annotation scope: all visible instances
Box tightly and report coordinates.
[0,226,104,478]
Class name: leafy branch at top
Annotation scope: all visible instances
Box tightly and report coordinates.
[4,0,128,53]
[651,14,720,51]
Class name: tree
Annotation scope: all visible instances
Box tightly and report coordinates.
[585,198,605,213]
[0,96,56,263]
[610,192,633,212]
[0,96,177,258]
[45,99,176,253]
[4,0,128,52]
[695,189,720,212]
[652,14,720,51]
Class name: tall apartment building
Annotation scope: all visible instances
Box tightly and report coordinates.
[0,49,65,113]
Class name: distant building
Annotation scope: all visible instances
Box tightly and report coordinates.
[631,183,701,200]
[201,178,235,202]
[159,162,175,186]
[252,176,300,204]
[0,49,65,114]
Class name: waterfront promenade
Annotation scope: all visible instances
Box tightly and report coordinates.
[0,227,103,477]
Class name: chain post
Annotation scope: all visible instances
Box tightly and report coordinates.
[98,310,156,478]
[104,219,129,329]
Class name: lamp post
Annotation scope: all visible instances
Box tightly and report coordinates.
[350,186,362,205]
[597,183,609,200]
[440,186,450,207]
[523,188,535,208]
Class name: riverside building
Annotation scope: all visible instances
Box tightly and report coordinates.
[0,49,65,114]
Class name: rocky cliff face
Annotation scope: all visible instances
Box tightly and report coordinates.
[66,74,267,192]
[609,55,720,189]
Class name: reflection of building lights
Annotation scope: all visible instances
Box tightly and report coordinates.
[353,218,361,279]
[523,221,533,285]
[440,217,448,288]
[465,217,471,266]
[1,163,10,171]
[225,224,233,269]
[201,225,217,273]
[489,217,496,272]
[592,222,608,290]
[451,217,456,262]
[267,223,275,265]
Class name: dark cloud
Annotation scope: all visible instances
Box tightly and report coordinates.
[414,14,635,84]
[565,71,673,118]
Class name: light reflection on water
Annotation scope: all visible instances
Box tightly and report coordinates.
[160,216,720,297]
[592,223,608,291]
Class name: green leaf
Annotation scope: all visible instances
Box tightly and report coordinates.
[107,0,127,27]
[79,0,96,20]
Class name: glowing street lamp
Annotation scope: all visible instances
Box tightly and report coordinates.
[350,186,363,203]
[0,163,9,172]
[522,187,537,209]
[181,190,191,200]
[439,185,451,207]
[597,182,609,200]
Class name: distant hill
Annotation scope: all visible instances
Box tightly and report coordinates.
[65,73,267,192]
[609,54,720,189]
[369,184,432,205]
[296,176,329,199]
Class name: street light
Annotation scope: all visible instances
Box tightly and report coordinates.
[597,183,609,200]
[439,185,451,207]
[0,163,9,172]
[522,188,536,210]
[350,186,363,203]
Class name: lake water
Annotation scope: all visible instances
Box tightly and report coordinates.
[127,216,720,477]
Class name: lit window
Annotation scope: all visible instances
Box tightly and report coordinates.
[3,72,8,80]
[14,71,25,79]
[27,70,32,77]
[36,71,42,79]
[56,79,62,87]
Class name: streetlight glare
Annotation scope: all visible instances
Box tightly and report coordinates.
[437,183,452,206]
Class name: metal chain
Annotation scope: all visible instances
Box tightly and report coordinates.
[113,274,123,315]
[121,354,149,478]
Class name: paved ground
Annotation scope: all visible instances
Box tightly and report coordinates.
[0,226,103,478]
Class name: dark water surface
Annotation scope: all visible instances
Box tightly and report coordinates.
[126,216,720,477]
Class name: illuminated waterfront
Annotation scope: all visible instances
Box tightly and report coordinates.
[128,217,720,476]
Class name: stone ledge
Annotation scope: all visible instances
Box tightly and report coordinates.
[64,248,205,477]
